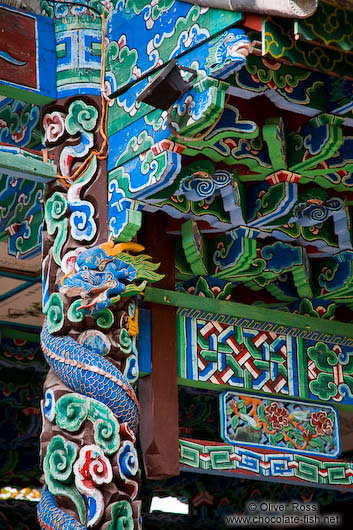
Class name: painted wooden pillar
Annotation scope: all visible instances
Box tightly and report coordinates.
[139,212,180,479]
[36,3,162,529]
[38,93,145,528]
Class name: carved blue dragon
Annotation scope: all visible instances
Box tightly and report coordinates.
[38,241,163,529]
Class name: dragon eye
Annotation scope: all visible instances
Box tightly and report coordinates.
[82,265,88,271]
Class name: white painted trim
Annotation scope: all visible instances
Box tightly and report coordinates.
[181,0,318,18]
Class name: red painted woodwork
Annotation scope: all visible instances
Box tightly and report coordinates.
[242,14,263,32]
[0,6,37,89]
[139,212,180,479]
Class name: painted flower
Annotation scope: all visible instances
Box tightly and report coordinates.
[0,118,6,128]
[303,429,312,441]
[264,402,289,430]
[43,111,65,144]
[310,411,333,436]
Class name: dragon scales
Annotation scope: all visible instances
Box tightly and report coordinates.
[37,89,163,529]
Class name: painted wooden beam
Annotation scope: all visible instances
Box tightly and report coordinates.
[138,213,180,478]
[143,287,353,341]
[106,1,242,99]
[179,438,353,490]
[219,391,340,457]
[0,146,57,183]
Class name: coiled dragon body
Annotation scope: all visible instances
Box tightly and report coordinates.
[38,242,162,529]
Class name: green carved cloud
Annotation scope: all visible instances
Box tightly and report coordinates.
[66,100,98,135]
[107,500,134,530]
[43,435,86,524]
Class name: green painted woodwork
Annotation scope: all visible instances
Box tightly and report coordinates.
[263,16,353,80]
[209,235,258,280]
[144,287,353,340]
[263,117,287,171]
[116,209,142,242]
[179,439,352,488]
[232,53,327,115]
[181,220,208,276]
[0,149,57,183]
[287,114,344,174]
[0,86,55,105]
[294,1,353,52]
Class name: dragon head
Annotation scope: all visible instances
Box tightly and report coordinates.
[59,241,164,314]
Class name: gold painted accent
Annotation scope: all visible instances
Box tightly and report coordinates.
[128,306,139,336]
[100,241,145,256]
[60,269,73,287]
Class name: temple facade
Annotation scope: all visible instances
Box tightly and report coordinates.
[2,0,353,527]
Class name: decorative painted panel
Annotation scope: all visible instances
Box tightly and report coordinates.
[294,1,353,52]
[41,1,104,97]
[175,305,353,346]
[179,439,353,489]
[177,313,353,406]
[106,1,243,103]
[0,175,44,259]
[219,391,340,457]
[263,16,353,80]
[106,25,251,136]
[0,4,56,103]
[108,77,229,170]
[178,315,297,393]
[232,49,353,122]
[0,97,41,149]
[54,18,102,98]
[232,54,328,115]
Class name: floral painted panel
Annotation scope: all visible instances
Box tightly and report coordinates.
[220,391,340,458]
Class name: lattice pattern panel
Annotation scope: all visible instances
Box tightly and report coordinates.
[177,314,353,405]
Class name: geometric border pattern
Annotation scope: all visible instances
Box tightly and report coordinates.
[179,439,353,489]
[177,308,353,347]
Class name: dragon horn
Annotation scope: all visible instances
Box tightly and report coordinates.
[100,241,145,256]
[60,269,73,287]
